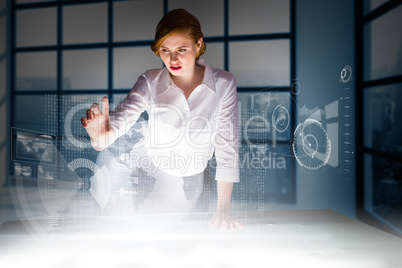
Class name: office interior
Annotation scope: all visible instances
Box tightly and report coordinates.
[0,0,401,266]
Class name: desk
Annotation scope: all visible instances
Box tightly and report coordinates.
[0,209,401,267]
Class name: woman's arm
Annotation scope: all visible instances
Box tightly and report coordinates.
[210,181,242,230]
[209,74,242,230]
[82,73,150,150]
[216,181,233,213]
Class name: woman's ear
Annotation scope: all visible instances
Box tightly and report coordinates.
[197,38,203,52]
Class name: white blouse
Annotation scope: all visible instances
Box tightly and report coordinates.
[110,60,239,182]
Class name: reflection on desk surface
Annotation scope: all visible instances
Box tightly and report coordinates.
[0,209,401,268]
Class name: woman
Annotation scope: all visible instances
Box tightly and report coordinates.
[81,9,241,230]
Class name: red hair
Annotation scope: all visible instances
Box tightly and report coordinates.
[151,9,206,59]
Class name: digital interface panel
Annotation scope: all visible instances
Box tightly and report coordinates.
[11,128,56,180]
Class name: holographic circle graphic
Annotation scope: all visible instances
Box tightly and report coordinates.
[64,103,93,149]
[272,105,290,133]
[291,81,301,95]
[292,119,331,170]
[67,158,112,209]
[302,134,318,156]
[67,158,100,174]
[340,65,353,83]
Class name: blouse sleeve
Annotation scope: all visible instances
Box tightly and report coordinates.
[214,75,240,183]
[109,73,150,139]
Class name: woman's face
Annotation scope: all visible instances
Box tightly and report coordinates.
[159,32,202,79]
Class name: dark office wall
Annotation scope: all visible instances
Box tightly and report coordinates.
[295,0,356,218]
[0,0,10,187]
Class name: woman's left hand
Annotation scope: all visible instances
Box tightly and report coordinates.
[209,211,243,231]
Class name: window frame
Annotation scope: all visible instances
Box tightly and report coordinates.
[355,0,402,238]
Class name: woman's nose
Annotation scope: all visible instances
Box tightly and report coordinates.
[170,52,178,62]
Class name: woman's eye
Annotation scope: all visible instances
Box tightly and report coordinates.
[161,49,169,53]
[178,49,186,52]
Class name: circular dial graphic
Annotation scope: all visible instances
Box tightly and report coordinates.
[292,119,331,170]
[272,105,290,133]
[340,65,353,83]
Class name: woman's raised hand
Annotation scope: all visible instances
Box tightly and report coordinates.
[81,96,114,150]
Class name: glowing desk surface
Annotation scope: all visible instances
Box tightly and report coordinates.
[0,209,401,267]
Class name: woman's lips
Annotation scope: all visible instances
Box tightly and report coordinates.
[170,65,182,71]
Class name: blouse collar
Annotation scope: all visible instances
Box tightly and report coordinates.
[158,59,216,95]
